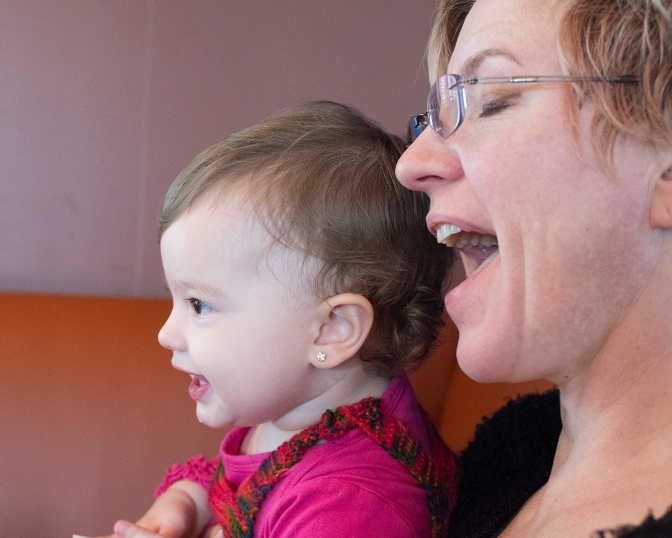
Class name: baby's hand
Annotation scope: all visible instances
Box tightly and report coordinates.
[202,524,222,538]
[95,520,222,538]
[95,520,170,538]
[94,480,210,538]
[93,518,188,538]
[92,520,176,538]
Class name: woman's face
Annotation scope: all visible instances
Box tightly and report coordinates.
[396,0,661,385]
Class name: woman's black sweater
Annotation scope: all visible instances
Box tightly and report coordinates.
[448,390,672,538]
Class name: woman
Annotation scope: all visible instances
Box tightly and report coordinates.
[396,0,672,536]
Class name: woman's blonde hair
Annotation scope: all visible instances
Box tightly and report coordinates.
[159,101,450,377]
[428,0,672,163]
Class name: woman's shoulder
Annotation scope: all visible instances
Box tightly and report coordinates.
[449,390,562,538]
[449,391,672,538]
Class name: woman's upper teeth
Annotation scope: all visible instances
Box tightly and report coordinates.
[435,223,498,248]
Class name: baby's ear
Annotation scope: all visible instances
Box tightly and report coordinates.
[311,293,374,369]
[650,163,672,229]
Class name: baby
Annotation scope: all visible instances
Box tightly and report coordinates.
[104,101,456,538]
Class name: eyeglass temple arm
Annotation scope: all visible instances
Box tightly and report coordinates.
[464,75,639,84]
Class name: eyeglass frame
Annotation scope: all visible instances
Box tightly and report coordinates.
[409,74,639,142]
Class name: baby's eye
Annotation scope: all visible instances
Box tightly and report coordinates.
[189,298,212,315]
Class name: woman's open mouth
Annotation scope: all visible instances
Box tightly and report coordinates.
[436,223,498,277]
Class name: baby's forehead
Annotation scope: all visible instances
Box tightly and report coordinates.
[177,190,323,300]
[181,190,272,251]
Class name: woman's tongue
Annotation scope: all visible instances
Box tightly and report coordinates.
[459,244,499,277]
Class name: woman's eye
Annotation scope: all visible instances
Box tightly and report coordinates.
[189,298,212,315]
[478,94,519,118]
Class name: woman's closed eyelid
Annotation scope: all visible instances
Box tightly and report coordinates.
[479,98,512,117]
[476,92,521,118]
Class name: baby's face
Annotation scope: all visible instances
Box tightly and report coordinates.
[158,192,326,432]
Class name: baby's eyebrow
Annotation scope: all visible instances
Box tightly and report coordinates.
[181,279,227,298]
[161,278,223,297]
[460,47,522,78]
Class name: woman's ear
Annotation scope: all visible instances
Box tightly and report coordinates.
[650,164,672,229]
[311,293,374,369]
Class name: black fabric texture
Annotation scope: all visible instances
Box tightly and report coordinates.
[447,390,672,538]
[448,390,562,538]
[595,507,672,538]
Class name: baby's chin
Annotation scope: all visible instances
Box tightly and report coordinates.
[195,402,230,429]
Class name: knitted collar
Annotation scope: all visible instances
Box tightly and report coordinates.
[208,396,457,538]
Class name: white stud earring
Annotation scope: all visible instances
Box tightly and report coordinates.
[316,351,326,362]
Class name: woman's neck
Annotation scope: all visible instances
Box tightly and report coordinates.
[553,265,672,468]
[503,271,672,537]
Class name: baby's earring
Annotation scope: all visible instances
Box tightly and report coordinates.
[316,351,326,362]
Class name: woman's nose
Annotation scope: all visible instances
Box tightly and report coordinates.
[158,308,186,352]
[395,129,464,194]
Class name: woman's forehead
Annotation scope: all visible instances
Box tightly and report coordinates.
[447,0,562,75]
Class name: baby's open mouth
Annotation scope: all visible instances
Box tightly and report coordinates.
[188,374,211,401]
[436,223,498,273]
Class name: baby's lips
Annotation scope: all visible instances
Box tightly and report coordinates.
[188,374,211,401]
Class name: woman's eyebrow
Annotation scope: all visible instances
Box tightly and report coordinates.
[460,48,522,78]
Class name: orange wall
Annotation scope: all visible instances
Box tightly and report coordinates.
[1,294,222,536]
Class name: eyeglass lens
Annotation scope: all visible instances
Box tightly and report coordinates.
[409,75,464,142]
[408,114,427,142]
[431,75,464,140]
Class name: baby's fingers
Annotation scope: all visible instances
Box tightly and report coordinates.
[112,520,167,538]
[203,524,223,538]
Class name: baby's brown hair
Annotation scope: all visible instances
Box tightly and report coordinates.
[159,101,450,376]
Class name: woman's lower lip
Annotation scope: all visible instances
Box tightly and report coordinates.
[188,375,210,401]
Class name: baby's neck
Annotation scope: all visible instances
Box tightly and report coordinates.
[241,372,391,455]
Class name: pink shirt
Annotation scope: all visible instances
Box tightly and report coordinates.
[156,375,455,537]
[218,375,436,537]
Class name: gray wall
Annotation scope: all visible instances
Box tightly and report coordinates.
[1,0,437,298]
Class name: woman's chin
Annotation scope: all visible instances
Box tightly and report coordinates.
[455,340,518,384]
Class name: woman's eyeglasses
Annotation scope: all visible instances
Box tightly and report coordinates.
[409,74,638,142]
